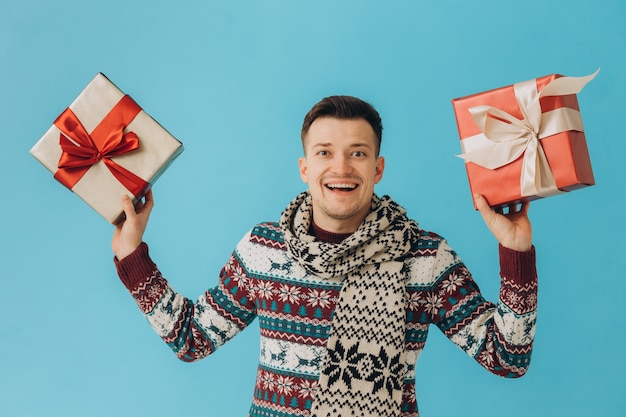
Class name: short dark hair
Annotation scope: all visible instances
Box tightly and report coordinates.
[301,95,383,156]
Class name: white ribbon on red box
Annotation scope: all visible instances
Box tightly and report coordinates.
[458,69,599,198]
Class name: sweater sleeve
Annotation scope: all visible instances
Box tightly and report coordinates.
[431,241,538,378]
[114,239,258,362]
[115,242,158,291]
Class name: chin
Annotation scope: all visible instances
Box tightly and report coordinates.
[326,204,366,220]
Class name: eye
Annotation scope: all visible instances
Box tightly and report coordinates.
[352,150,366,157]
[317,150,329,156]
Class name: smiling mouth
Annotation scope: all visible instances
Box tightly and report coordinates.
[325,183,358,191]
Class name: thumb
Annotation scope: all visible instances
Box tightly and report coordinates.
[474,193,502,232]
[120,194,137,220]
[474,194,493,218]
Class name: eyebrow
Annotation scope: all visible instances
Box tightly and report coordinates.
[310,142,374,149]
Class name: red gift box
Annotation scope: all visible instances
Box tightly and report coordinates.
[451,70,598,209]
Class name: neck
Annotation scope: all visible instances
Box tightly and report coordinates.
[310,220,352,243]
[311,210,369,235]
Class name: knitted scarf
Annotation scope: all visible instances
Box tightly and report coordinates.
[279,191,420,417]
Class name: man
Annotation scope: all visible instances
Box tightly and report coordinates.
[112,96,537,417]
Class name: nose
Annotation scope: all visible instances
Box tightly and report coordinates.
[330,154,352,174]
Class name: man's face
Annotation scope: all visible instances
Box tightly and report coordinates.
[299,117,385,234]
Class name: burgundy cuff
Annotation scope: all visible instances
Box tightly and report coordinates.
[114,242,158,291]
[498,244,537,285]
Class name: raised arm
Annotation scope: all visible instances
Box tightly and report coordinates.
[430,239,537,378]
[111,191,258,362]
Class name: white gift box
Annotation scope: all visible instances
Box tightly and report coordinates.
[30,73,184,224]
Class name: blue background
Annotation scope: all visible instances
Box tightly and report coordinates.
[1,1,625,416]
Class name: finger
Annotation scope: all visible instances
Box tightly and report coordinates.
[474,193,487,212]
[143,189,154,212]
[138,189,154,216]
[508,202,528,215]
[519,200,530,216]
[505,203,517,214]
[120,194,137,219]
[474,194,496,220]
[135,197,145,212]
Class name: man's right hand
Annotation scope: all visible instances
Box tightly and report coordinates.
[112,189,154,260]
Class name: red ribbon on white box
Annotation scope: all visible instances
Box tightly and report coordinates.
[458,69,599,198]
[53,94,149,197]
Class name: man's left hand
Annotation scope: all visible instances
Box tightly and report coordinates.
[475,193,533,252]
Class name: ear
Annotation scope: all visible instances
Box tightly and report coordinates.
[298,156,309,183]
[374,156,385,184]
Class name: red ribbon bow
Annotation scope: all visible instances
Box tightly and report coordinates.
[53,95,149,196]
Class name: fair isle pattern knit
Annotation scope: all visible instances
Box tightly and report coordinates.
[279,192,419,417]
[115,211,538,417]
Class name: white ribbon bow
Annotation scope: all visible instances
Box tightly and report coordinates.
[458,69,599,198]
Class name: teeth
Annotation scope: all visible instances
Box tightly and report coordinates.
[327,183,357,189]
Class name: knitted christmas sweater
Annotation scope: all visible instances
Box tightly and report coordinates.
[115,222,537,417]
